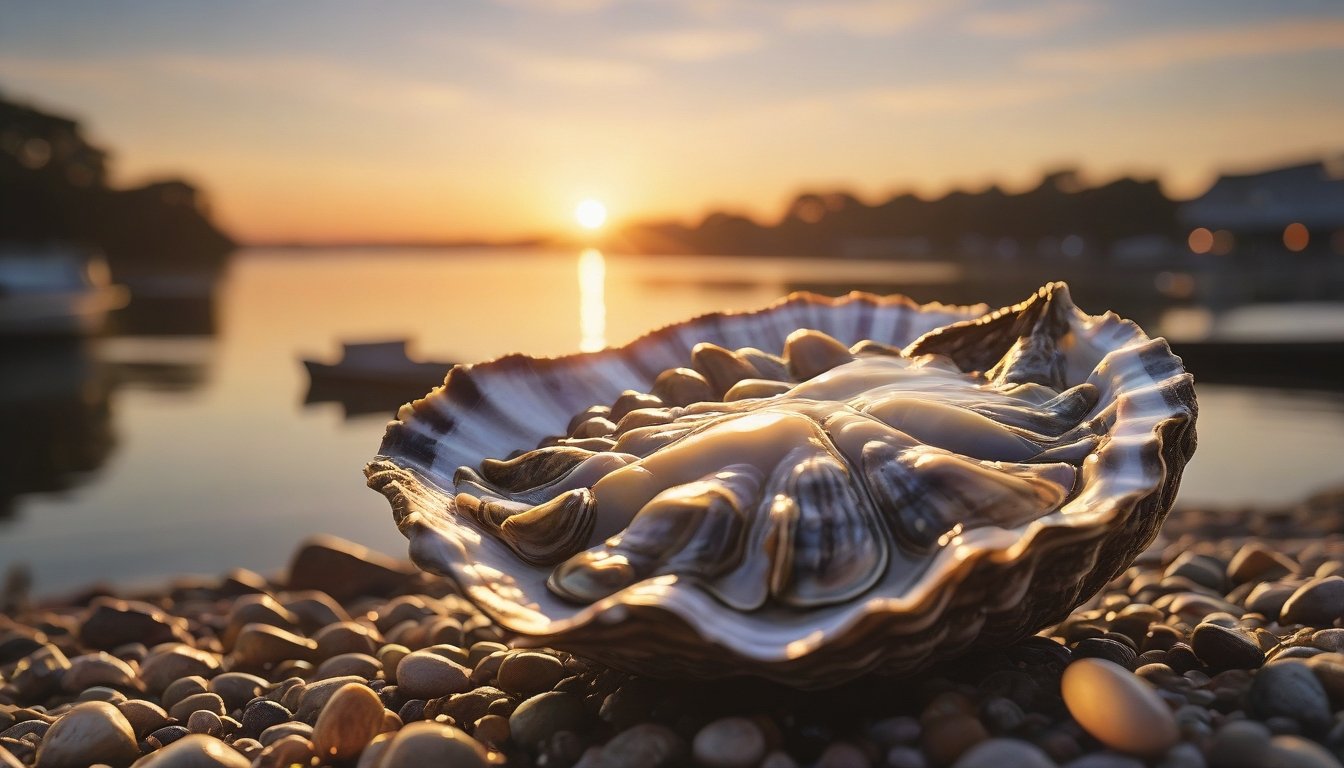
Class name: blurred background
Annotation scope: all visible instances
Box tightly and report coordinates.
[1,1,1342,595]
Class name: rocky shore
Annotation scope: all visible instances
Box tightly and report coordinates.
[1,489,1342,768]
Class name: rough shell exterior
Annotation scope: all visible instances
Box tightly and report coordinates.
[366,283,1197,685]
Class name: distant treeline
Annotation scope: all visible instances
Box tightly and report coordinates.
[610,170,1178,257]
[0,95,234,276]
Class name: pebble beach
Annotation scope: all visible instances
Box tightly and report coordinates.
[2,489,1342,768]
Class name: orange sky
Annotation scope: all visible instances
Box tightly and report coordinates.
[3,1,1343,243]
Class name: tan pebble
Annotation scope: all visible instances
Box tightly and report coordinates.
[34,701,138,768]
[139,646,220,694]
[377,644,411,678]
[294,675,367,721]
[378,721,489,768]
[258,721,313,747]
[315,652,382,680]
[231,623,318,667]
[229,738,263,760]
[168,692,225,722]
[381,709,402,734]
[395,650,471,700]
[252,733,315,768]
[220,595,300,650]
[1061,658,1179,757]
[186,710,223,736]
[115,699,168,738]
[312,683,386,763]
[161,676,209,711]
[9,645,71,699]
[61,653,141,693]
[466,641,509,668]
[129,733,250,767]
[473,713,510,747]
[206,672,268,711]
[496,651,565,697]
[280,590,351,630]
[313,622,381,660]
[355,732,393,768]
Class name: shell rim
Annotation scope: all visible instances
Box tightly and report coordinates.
[368,283,1195,666]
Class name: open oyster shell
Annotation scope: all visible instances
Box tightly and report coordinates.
[366,282,1196,685]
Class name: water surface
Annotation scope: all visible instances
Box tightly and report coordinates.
[2,247,1341,595]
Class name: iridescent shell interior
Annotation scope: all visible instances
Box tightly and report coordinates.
[366,282,1196,685]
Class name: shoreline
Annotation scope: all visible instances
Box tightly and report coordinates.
[1,490,1342,767]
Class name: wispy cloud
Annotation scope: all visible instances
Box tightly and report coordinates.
[860,80,1075,115]
[624,28,765,62]
[1026,17,1344,73]
[498,50,650,86]
[0,53,467,112]
[962,1,1099,39]
[782,0,944,37]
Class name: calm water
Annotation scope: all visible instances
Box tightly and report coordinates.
[2,247,1343,595]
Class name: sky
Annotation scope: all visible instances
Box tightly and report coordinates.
[2,0,1343,243]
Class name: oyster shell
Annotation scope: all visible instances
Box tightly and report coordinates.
[366,282,1196,685]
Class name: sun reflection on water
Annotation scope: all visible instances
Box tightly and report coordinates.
[578,248,607,352]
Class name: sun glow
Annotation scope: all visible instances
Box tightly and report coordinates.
[575,199,608,230]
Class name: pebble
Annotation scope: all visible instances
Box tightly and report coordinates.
[239,700,291,740]
[139,646,220,694]
[230,623,318,667]
[312,682,386,762]
[168,692,226,722]
[591,723,685,767]
[692,717,767,768]
[496,651,566,697]
[32,701,137,768]
[60,652,141,692]
[395,651,471,700]
[253,733,315,768]
[131,734,250,767]
[116,699,169,738]
[206,672,267,711]
[1247,660,1333,733]
[921,714,988,765]
[286,535,417,601]
[1207,720,1272,768]
[1262,735,1343,768]
[1190,623,1264,669]
[951,738,1057,768]
[315,652,381,680]
[186,709,223,736]
[377,721,489,768]
[509,691,588,752]
[79,598,187,650]
[1227,543,1296,584]
[1061,658,1179,757]
[815,742,871,768]
[1280,576,1344,626]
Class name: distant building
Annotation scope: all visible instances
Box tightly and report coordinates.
[1180,159,1344,255]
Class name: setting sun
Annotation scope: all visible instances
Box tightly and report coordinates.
[575,199,608,230]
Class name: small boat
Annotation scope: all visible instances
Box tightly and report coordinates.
[302,340,455,416]
[0,245,130,336]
